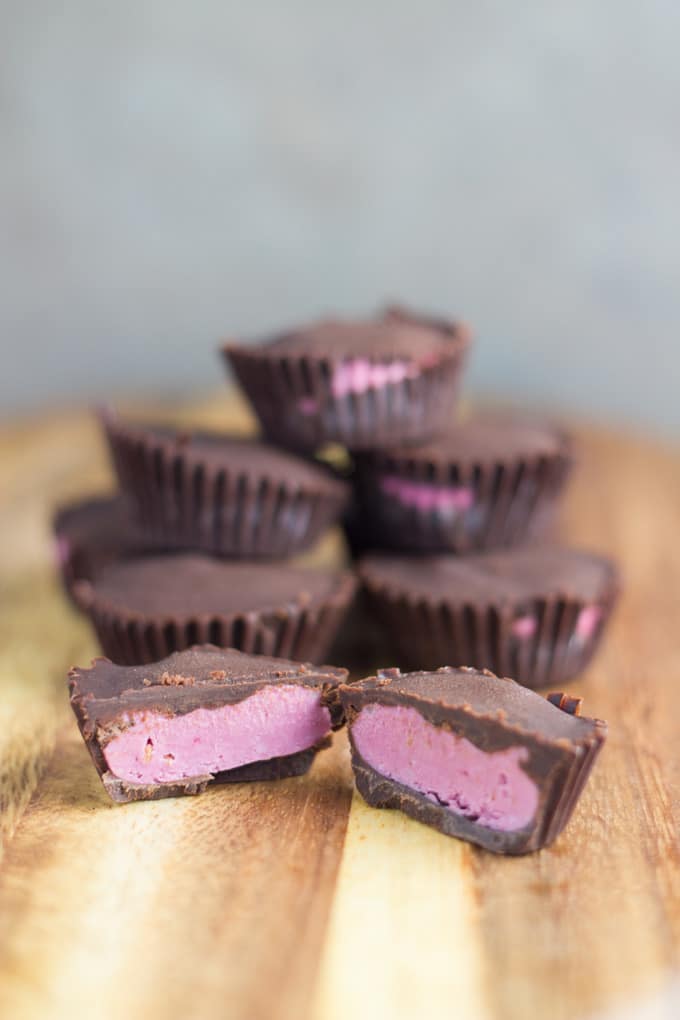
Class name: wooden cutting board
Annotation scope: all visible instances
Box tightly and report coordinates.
[0,394,679,1020]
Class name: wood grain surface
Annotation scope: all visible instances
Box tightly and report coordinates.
[0,394,679,1020]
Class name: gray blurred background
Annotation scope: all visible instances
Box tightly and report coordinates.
[2,2,679,434]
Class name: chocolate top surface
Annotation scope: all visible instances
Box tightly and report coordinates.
[365,413,567,467]
[71,645,346,703]
[360,546,617,605]
[269,320,448,358]
[240,309,465,359]
[81,554,353,616]
[342,667,602,743]
[53,494,134,545]
[106,421,345,491]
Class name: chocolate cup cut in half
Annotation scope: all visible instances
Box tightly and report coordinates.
[339,666,607,854]
[74,554,358,667]
[349,412,573,555]
[359,546,620,690]
[69,646,348,803]
[222,306,471,453]
[101,413,350,559]
[52,494,148,602]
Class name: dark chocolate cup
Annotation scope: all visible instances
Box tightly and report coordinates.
[74,572,358,667]
[102,416,350,559]
[359,559,619,690]
[222,308,471,453]
[339,667,608,853]
[350,428,573,555]
[52,494,147,603]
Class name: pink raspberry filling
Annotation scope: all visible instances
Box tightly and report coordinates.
[575,605,603,641]
[103,685,332,785]
[331,358,419,398]
[296,358,424,414]
[513,605,604,643]
[352,704,538,831]
[379,476,475,513]
[512,615,538,639]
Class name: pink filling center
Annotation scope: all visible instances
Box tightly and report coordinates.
[575,605,602,641]
[511,615,538,639]
[296,359,423,414]
[332,358,418,397]
[352,704,538,831]
[103,685,332,785]
[380,476,474,513]
[511,604,603,643]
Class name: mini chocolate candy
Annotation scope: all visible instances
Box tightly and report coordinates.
[101,414,350,559]
[52,494,146,600]
[222,306,471,452]
[69,646,347,802]
[359,545,619,689]
[74,554,357,666]
[339,666,607,854]
[349,412,572,555]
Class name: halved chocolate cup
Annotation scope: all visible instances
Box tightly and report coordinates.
[339,666,607,854]
[69,646,348,802]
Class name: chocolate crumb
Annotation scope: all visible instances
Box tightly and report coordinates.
[547,692,583,716]
[159,672,196,686]
[377,668,401,680]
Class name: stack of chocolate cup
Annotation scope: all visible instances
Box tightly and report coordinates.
[224,305,620,691]
[55,303,618,687]
[57,305,616,852]
[54,416,357,666]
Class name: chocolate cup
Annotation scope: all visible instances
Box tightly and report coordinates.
[74,571,358,668]
[102,416,350,559]
[350,427,573,555]
[70,646,346,802]
[359,558,619,690]
[222,307,471,453]
[52,495,148,603]
[339,667,608,854]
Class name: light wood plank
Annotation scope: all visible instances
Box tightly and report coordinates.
[0,727,352,1020]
